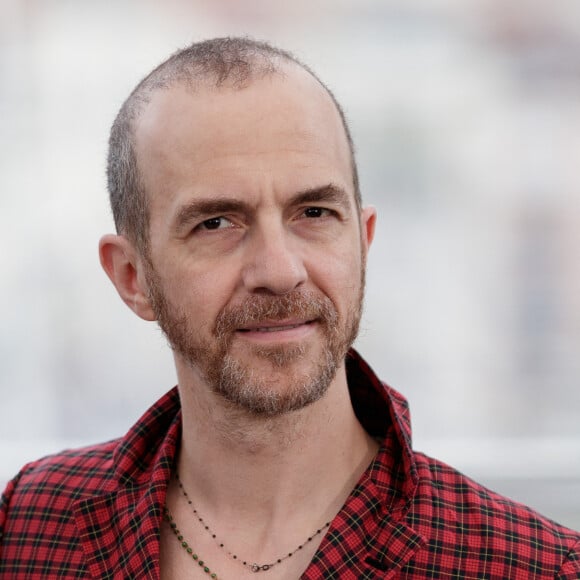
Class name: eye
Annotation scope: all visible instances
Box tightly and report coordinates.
[303,207,331,218]
[198,216,233,231]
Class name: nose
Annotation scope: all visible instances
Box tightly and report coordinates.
[241,222,307,295]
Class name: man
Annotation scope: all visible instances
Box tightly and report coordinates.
[0,37,578,579]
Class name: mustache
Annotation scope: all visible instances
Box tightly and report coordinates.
[214,291,338,337]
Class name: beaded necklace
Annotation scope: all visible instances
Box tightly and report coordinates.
[173,472,331,573]
[165,507,220,578]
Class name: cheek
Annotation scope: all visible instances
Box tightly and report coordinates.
[309,249,363,305]
[159,262,238,323]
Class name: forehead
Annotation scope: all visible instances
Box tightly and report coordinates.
[133,65,354,221]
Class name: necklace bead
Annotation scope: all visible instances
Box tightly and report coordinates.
[164,508,219,579]
[174,472,331,573]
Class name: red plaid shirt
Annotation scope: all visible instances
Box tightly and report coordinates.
[1,350,579,578]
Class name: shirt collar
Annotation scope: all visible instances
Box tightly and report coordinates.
[112,387,181,486]
[346,348,419,507]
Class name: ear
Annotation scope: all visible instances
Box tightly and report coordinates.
[99,234,156,321]
[360,205,377,256]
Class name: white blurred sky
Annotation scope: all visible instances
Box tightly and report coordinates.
[1,0,579,528]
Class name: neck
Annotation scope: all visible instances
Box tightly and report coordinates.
[174,358,378,525]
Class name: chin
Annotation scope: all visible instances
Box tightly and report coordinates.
[213,348,340,417]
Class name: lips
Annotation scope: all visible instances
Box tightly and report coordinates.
[214,291,337,340]
[238,320,314,333]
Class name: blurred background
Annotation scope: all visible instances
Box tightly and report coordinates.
[1,0,579,529]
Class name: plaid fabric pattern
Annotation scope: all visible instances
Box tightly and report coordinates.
[1,349,579,578]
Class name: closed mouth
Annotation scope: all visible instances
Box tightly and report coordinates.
[237,320,316,333]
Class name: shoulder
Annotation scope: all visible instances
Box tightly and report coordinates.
[1,439,119,526]
[0,441,121,577]
[407,451,580,577]
[10,439,118,495]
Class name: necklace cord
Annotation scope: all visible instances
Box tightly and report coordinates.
[173,472,331,573]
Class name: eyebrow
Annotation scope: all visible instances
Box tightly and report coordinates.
[172,183,353,231]
[290,183,352,212]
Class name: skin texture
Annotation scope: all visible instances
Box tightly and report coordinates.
[99,64,377,579]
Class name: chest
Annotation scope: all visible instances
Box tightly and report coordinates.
[159,514,320,580]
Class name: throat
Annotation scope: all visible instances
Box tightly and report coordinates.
[167,472,332,574]
[161,472,336,580]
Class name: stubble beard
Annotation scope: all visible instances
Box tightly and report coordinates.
[145,266,365,417]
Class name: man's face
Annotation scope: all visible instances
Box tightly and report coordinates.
[134,66,374,416]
